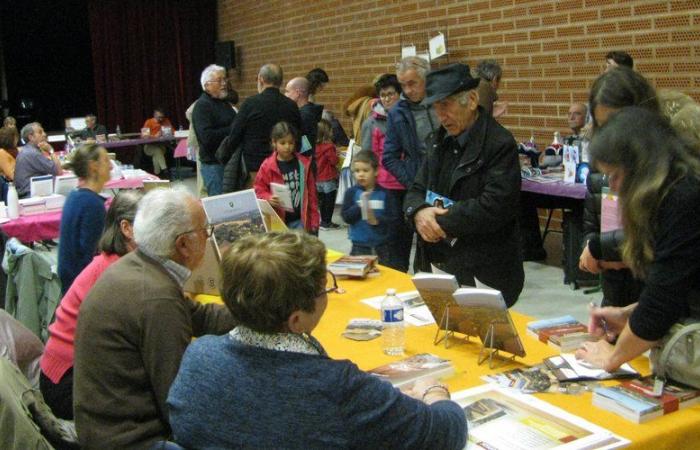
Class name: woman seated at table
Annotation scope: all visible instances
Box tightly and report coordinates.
[576,107,700,371]
[0,125,19,180]
[40,191,142,419]
[58,143,112,295]
[168,232,467,449]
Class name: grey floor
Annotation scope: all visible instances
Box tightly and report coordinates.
[174,173,598,323]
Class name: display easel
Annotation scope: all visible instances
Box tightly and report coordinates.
[477,319,520,369]
[432,303,525,369]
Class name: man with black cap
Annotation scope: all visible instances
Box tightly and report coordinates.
[404,63,524,307]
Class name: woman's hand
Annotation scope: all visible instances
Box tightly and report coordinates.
[575,339,617,372]
[579,243,602,274]
[405,378,451,405]
[587,303,632,342]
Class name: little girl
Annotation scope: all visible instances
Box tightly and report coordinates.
[254,121,319,232]
[315,119,340,230]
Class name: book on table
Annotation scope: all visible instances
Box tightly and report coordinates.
[452,384,630,449]
[592,375,700,423]
[544,354,639,382]
[527,315,594,353]
[367,353,454,388]
[327,255,378,278]
[54,174,79,196]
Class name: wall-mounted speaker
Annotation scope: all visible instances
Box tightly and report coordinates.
[215,41,236,69]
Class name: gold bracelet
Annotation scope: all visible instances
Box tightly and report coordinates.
[422,384,450,401]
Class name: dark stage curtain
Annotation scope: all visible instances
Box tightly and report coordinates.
[88,0,217,133]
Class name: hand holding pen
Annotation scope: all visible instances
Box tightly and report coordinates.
[587,302,630,343]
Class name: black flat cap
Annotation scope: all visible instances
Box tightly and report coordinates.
[422,63,480,106]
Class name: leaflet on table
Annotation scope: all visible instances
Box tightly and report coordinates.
[452,384,629,449]
[544,354,639,382]
[360,290,434,326]
[270,182,294,212]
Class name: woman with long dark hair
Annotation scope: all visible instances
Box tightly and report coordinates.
[576,107,700,370]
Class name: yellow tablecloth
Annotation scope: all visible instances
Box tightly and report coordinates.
[197,258,700,449]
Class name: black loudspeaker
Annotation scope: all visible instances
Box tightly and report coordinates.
[215,41,235,69]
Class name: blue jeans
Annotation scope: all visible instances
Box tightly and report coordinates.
[350,243,394,268]
[200,162,224,196]
[287,219,303,230]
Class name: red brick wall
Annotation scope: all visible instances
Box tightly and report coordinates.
[217,0,700,146]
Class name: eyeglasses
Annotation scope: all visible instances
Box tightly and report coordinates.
[206,79,227,85]
[379,91,399,99]
[318,271,344,297]
[176,225,214,240]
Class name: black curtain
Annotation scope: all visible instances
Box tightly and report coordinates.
[88,0,217,133]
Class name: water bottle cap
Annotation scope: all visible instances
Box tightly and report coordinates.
[386,288,396,295]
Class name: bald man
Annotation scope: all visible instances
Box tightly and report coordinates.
[286,76,323,161]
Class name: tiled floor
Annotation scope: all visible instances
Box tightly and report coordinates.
[176,175,599,323]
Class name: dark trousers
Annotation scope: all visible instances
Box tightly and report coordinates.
[318,190,337,225]
[385,189,413,272]
[39,368,74,420]
[351,242,401,270]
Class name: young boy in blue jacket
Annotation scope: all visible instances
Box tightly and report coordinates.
[341,150,402,270]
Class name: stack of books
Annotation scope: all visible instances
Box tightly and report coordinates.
[328,255,378,278]
[593,376,700,423]
[526,315,593,352]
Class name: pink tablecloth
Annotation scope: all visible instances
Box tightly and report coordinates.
[520,178,587,200]
[0,174,158,242]
[1,210,63,242]
[174,139,188,158]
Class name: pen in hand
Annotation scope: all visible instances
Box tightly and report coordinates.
[590,301,609,337]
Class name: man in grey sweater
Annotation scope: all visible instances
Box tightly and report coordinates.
[73,188,236,450]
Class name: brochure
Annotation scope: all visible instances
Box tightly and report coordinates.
[453,384,630,449]
[270,182,294,212]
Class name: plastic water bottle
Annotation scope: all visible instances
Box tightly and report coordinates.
[7,182,19,219]
[116,125,121,138]
[381,288,404,355]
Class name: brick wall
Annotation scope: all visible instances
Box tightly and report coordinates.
[218,0,700,146]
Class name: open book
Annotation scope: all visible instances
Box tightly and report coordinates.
[544,354,639,382]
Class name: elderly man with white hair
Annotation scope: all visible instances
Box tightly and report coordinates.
[15,122,62,197]
[73,188,235,450]
[192,64,236,196]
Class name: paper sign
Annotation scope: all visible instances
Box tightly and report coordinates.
[401,44,416,58]
[429,32,447,59]
[271,182,293,212]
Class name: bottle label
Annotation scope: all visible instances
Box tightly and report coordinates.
[382,308,404,323]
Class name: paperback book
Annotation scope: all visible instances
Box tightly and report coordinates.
[526,316,593,353]
[201,189,267,259]
[592,376,700,423]
[367,353,454,388]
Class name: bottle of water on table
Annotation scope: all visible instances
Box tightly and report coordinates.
[381,288,404,355]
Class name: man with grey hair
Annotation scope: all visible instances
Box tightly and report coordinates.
[404,63,523,307]
[475,59,506,117]
[192,64,236,196]
[219,63,301,185]
[78,114,107,140]
[285,76,323,165]
[73,188,235,449]
[14,122,62,197]
[381,55,439,272]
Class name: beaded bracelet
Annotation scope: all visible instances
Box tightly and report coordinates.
[422,384,450,401]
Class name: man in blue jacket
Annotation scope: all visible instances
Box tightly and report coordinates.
[382,56,440,271]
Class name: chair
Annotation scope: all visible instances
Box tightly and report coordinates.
[0,309,44,387]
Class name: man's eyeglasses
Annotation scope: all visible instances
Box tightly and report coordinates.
[206,79,227,85]
[176,225,214,240]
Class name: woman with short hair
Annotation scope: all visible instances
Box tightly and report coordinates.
[40,191,143,419]
[576,107,700,371]
[168,231,467,449]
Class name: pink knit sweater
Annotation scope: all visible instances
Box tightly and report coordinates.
[40,252,121,383]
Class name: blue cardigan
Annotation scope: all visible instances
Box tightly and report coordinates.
[167,334,467,449]
[57,188,105,294]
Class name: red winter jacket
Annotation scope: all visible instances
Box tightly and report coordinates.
[315,142,339,183]
[254,153,320,231]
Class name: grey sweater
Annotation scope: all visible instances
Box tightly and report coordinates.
[168,333,467,449]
